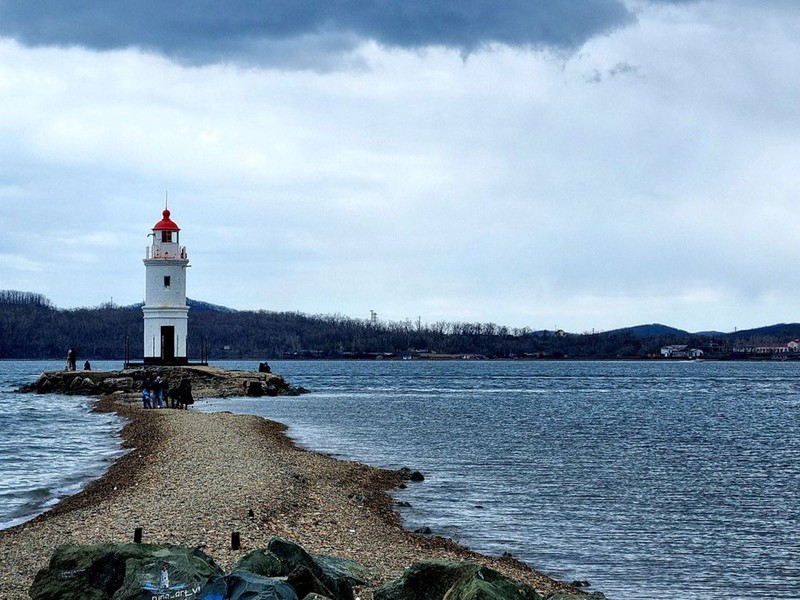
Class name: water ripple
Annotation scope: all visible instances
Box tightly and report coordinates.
[198,359,800,600]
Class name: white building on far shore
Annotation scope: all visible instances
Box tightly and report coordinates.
[660,345,703,358]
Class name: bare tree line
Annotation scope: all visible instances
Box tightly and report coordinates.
[0,290,789,360]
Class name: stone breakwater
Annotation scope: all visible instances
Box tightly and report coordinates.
[21,365,310,398]
[2,371,590,600]
[29,537,594,600]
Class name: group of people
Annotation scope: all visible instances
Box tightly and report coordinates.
[141,374,193,409]
[65,348,91,371]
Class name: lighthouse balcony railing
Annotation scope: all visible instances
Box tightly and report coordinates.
[146,246,187,260]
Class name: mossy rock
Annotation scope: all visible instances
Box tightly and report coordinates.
[30,543,221,600]
[374,561,479,600]
[233,548,284,578]
[374,561,542,600]
[233,537,366,600]
[444,565,541,600]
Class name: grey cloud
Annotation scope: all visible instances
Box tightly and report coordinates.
[0,1,689,67]
[608,61,641,77]
[584,61,643,83]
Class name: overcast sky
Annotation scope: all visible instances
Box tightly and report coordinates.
[1,0,798,333]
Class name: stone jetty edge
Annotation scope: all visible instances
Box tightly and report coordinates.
[0,368,590,600]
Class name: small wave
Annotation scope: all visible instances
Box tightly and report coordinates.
[0,371,126,529]
[0,476,100,530]
[0,514,38,530]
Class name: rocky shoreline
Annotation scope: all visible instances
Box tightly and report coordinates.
[21,365,310,397]
[2,368,593,599]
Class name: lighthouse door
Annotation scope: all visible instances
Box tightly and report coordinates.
[161,326,175,362]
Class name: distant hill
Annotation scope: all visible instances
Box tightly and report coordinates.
[605,323,690,338]
[119,298,236,313]
[187,298,237,313]
[730,323,800,339]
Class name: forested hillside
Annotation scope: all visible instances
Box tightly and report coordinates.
[1,290,796,360]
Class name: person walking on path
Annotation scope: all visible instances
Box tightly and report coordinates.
[163,379,172,408]
[154,375,164,408]
[147,376,157,408]
[178,378,193,409]
[142,375,152,409]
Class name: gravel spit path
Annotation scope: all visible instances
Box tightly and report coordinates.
[0,395,576,599]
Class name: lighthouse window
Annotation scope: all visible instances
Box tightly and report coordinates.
[164,276,171,289]
[161,231,172,242]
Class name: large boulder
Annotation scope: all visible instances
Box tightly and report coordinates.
[197,574,228,600]
[311,555,370,589]
[232,537,366,600]
[224,571,298,600]
[31,374,53,393]
[285,565,335,600]
[246,380,266,397]
[234,548,283,576]
[102,377,135,392]
[444,565,542,600]
[374,561,476,600]
[374,561,542,600]
[113,548,222,600]
[30,543,222,600]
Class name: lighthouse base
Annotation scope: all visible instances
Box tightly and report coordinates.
[143,356,190,366]
[124,358,209,368]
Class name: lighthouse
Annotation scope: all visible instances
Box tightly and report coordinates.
[142,207,189,365]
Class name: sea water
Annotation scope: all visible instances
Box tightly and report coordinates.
[197,360,800,600]
[2,359,799,599]
[0,360,126,529]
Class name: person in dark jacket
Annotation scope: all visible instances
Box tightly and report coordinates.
[178,378,193,409]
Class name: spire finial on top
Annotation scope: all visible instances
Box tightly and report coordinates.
[165,190,169,210]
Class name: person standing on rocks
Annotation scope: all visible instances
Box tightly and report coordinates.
[66,348,76,371]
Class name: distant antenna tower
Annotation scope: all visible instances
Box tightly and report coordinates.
[370,310,377,325]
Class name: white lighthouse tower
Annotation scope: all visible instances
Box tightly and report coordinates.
[142,206,189,365]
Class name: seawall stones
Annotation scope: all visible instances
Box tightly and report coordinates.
[21,367,309,398]
[29,543,222,600]
[373,560,602,600]
[30,538,365,600]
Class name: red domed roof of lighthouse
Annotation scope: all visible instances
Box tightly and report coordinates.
[152,209,180,231]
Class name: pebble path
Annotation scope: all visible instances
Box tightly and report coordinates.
[0,395,576,599]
